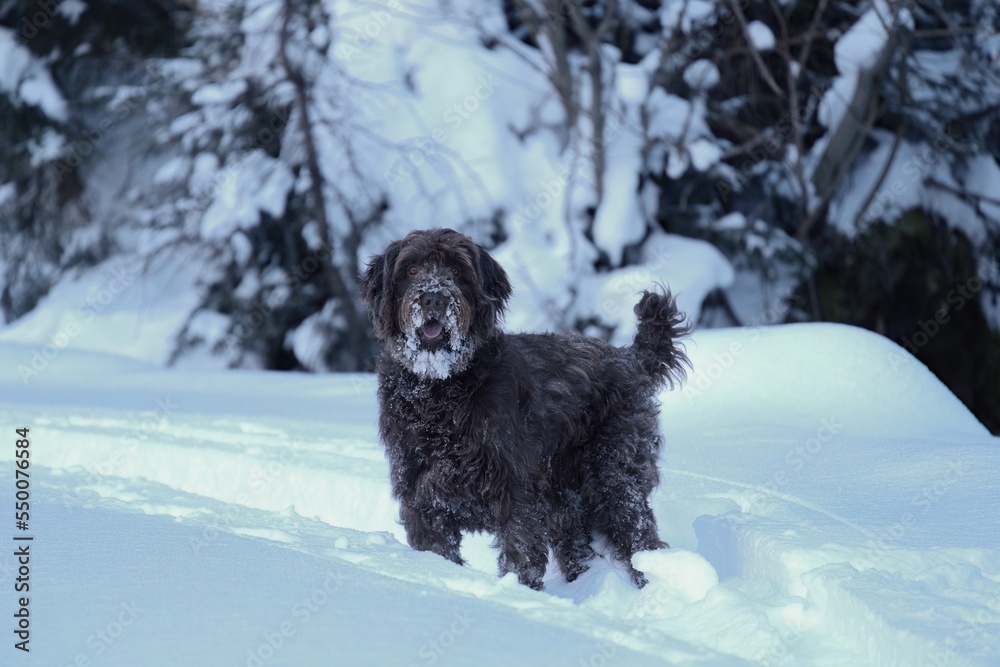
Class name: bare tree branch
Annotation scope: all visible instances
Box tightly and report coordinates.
[801,10,907,240]
[725,0,783,97]
[280,0,370,362]
[511,0,578,137]
[564,0,617,204]
[852,121,907,231]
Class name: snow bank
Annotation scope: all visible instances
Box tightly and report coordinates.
[0,251,205,367]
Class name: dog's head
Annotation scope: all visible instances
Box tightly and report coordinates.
[360,228,512,379]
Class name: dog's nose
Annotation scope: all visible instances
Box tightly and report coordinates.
[421,292,445,311]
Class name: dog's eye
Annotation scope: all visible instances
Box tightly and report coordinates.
[451,266,460,276]
[407,265,419,277]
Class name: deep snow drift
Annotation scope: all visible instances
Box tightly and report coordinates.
[0,323,997,666]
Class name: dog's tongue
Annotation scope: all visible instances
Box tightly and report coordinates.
[421,320,443,340]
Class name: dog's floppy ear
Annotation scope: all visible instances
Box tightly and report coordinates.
[359,240,402,339]
[475,242,512,312]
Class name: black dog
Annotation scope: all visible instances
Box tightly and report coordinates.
[360,228,689,589]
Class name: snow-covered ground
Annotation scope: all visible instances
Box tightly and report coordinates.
[0,321,997,666]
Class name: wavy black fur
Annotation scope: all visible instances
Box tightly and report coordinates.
[359,228,690,589]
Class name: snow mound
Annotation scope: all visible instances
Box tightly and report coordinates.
[674,322,985,439]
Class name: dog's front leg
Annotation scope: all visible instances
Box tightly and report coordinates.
[398,498,464,565]
[384,427,466,566]
[493,500,548,590]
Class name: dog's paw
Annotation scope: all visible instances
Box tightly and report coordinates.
[562,560,592,583]
[522,576,544,591]
[630,568,650,589]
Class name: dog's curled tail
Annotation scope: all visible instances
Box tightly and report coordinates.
[633,289,691,388]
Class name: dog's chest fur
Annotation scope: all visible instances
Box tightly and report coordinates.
[379,353,511,446]
[376,348,531,526]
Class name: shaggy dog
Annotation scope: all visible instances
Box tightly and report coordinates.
[360,228,689,589]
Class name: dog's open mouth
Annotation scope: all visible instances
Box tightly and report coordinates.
[421,319,444,340]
